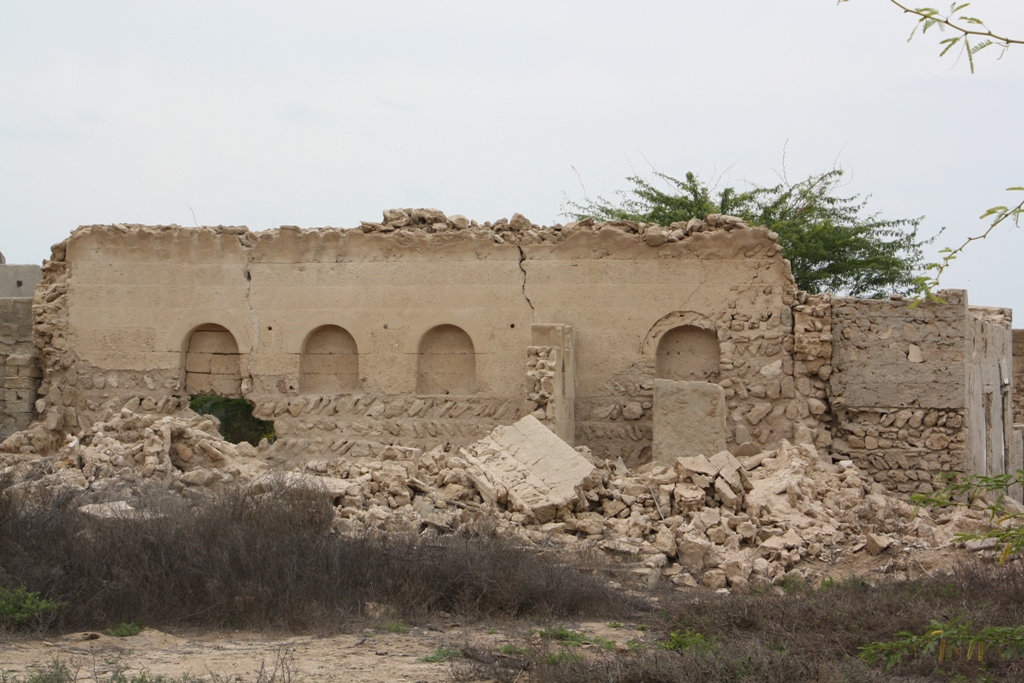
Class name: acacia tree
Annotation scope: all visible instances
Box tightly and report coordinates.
[566,168,933,298]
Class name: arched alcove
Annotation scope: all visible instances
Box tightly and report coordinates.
[184,324,242,397]
[417,324,476,395]
[300,325,359,393]
[656,325,720,381]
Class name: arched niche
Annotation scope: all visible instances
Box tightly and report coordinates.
[656,325,721,381]
[184,324,242,397]
[300,325,359,393]
[417,324,476,395]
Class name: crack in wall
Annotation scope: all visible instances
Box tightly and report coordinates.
[677,261,708,314]
[517,246,536,319]
[238,236,258,393]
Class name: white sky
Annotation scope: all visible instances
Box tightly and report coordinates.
[2,1,1022,314]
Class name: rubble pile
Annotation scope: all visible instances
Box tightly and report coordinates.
[0,413,999,590]
[354,208,759,247]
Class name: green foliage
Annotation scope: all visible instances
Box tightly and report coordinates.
[656,629,718,653]
[189,395,275,446]
[566,168,935,298]
[913,470,1024,563]
[839,1,1022,73]
[106,621,144,637]
[535,625,588,646]
[420,647,462,663]
[860,618,1024,669]
[498,644,530,655]
[0,586,61,629]
[381,620,409,634]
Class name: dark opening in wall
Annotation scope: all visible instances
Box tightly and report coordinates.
[189,395,275,446]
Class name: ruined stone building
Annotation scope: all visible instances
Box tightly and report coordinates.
[1,209,1022,498]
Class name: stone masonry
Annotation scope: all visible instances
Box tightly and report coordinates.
[1,211,1021,499]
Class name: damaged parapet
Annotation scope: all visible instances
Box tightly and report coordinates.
[2,211,801,468]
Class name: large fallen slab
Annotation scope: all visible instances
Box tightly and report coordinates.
[462,415,594,523]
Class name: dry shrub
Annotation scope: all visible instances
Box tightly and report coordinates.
[0,475,631,631]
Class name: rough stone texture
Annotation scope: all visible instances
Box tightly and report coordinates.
[461,415,595,522]
[0,296,39,441]
[10,215,798,466]
[829,291,1019,498]
[1013,329,1024,424]
[526,324,575,444]
[1,212,1019,502]
[652,380,728,464]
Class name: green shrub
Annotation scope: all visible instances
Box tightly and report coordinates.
[420,647,462,662]
[0,586,61,629]
[106,621,144,637]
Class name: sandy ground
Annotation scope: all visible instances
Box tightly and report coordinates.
[1,620,631,683]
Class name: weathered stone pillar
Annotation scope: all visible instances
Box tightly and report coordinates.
[525,324,575,445]
[652,379,727,465]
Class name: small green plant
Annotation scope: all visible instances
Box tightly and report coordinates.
[419,647,461,663]
[626,637,647,652]
[535,626,587,646]
[381,621,409,634]
[542,651,581,666]
[106,621,144,637]
[7,659,79,683]
[657,630,718,653]
[860,619,1024,669]
[498,644,529,655]
[914,471,1024,563]
[607,620,622,628]
[635,624,649,632]
[0,586,61,629]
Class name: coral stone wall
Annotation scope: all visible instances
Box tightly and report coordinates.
[15,214,800,465]
[828,291,1017,495]
[0,297,38,441]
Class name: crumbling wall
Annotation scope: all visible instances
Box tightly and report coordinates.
[1014,329,1024,424]
[965,306,1017,478]
[828,292,972,494]
[9,212,800,465]
[0,297,38,441]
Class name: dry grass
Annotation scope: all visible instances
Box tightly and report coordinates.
[454,565,1024,683]
[0,473,634,632]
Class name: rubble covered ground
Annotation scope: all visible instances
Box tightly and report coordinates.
[0,408,1007,591]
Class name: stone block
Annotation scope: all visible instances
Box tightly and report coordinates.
[462,415,594,523]
[652,380,727,465]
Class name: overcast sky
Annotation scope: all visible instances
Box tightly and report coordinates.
[2,1,1022,314]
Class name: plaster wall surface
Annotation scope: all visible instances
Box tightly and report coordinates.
[26,217,801,465]
[8,212,1016,499]
[0,264,42,298]
[828,293,971,494]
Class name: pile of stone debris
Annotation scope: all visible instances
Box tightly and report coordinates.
[0,411,1004,590]
[353,207,755,247]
